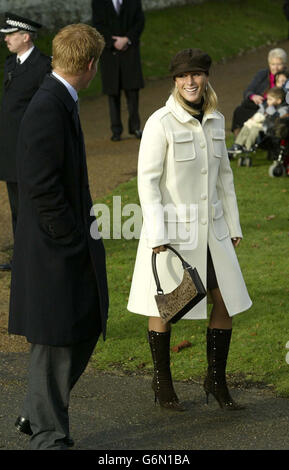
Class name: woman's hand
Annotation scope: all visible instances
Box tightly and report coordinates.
[251,94,264,106]
[231,237,242,248]
[153,245,167,254]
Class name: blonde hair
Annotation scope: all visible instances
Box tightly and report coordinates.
[52,23,105,74]
[172,81,218,116]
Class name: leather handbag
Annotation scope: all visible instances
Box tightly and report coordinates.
[152,245,207,324]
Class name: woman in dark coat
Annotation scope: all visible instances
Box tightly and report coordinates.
[231,48,287,136]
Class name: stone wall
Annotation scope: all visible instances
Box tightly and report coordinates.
[0,0,206,30]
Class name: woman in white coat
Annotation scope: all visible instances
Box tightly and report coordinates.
[127,48,252,411]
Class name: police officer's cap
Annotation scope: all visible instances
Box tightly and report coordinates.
[0,12,42,34]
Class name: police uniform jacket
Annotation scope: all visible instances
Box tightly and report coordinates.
[0,47,51,182]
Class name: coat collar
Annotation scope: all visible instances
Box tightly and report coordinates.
[7,46,42,76]
[41,74,80,135]
[165,94,221,125]
[40,74,76,113]
[108,0,125,16]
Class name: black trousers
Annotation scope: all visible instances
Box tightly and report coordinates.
[6,181,18,238]
[21,333,100,450]
[108,89,140,136]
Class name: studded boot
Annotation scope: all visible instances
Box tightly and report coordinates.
[148,330,185,411]
[204,328,245,410]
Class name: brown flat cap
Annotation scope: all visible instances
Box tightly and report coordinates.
[169,48,212,77]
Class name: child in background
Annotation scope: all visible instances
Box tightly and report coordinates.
[228,87,288,154]
[275,69,289,88]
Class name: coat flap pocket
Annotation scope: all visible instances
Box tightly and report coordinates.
[164,220,198,247]
[164,204,198,222]
[173,131,194,143]
[212,129,225,140]
[212,200,224,220]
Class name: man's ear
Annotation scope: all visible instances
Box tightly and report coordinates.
[22,32,31,43]
[88,57,97,71]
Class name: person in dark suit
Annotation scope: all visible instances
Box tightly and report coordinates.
[92,0,145,141]
[0,13,51,271]
[9,23,109,450]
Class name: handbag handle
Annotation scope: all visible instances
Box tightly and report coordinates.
[151,245,191,294]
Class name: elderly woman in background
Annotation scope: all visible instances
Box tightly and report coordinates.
[231,48,287,136]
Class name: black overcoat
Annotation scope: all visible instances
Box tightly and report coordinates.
[92,0,145,95]
[9,75,109,346]
[0,47,51,182]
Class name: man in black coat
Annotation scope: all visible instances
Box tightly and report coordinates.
[9,24,109,450]
[92,0,145,141]
[0,13,51,271]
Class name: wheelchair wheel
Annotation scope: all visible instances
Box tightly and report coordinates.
[268,162,285,177]
[244,157,252,167]
[237,156,245,167]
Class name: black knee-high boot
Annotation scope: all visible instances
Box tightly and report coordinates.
[204,328,245,410]
[148,330,185,411]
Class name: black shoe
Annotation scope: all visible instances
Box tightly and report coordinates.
[111,134,121,142]
[15,416,33,435]
[0,263,11,271]
[15,416,74,446]
[132,129,142,139]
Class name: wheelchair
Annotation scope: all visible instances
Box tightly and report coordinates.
[267,117,289,177]
[229,117,289,176]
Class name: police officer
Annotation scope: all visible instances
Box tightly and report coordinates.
[0,13,51,271]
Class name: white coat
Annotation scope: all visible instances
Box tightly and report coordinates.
[127,95,252,319]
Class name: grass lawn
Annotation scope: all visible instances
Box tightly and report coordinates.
[0,0,287,100]
[91,146,289,397]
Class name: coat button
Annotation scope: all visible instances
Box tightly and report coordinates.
[200,141,206,148]
[201,168,207,174]
[201,218,207,225]
[201,193,207,200]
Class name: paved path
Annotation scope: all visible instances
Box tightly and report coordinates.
[1,352,289,451]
